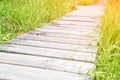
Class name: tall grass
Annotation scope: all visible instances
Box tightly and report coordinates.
[0,0,76,43]
[95,0,120,79]
[0,0,100,43]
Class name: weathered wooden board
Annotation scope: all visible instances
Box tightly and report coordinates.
[50,20,99,26]
[48,23,97,29]
[64,15,96,18]
[29,31,98,40]
[60,16,100,24]
[0,52,95,74]
[39,28,98,38]
[16,33,97,46]
[35,28,98,36]
[11,38,97,53]
[0,63,91,80]
[42,24,95,31]
[0,44,96,62]
[40,24,98,33]
[57,16,99,22]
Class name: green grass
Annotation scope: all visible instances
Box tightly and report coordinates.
[94,0,120,80]
[0,0,76,43]
[0,0,99,43]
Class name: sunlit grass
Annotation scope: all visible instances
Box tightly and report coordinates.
[0,0,99,43]
[0,0,76,43]
[95,0,120,79]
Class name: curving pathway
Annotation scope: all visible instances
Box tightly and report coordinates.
[0,1,104,80]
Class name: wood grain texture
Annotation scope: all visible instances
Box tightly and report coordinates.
[35,28,98,36]
[29,31,98,40]
[0,44,96,62]
[50,19,100,26]
[48,23,97,29]
[57,17,98,22]
[40,24,98,33]
[10,38,97,53]
[0,52,95,74]
[16,33,97,46]
[0,63,91,80]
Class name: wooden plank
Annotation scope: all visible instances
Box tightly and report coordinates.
[41,24,98,33]
[10,38,97,53]
[63,13,96,18]
[0,63,91,80]
[0,44,96,62]
[56,18,99,23]
[42,24,96,31]
[49,23,97,29]
[57,16,98,22]
[48,20,96,28]
[58,15,101,23]
[61,16,99,22]
[29,31,98,40]
[35,28,98,36]
[0,52,95,74]
[40,27,98,35]
[65,11,102,18]
[50,20,99,26]
[16,33,97,46]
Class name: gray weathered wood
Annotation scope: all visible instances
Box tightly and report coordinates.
[29,31,98,40]
[0,52,95,74]
[16,33,97,46]
[40,24,98,34]
[35,28,98,36]
[48,23,98,29]
[0,63,91,80]
[50,19,99,26]
[42,24,95,31]
[57,16,99,22]
[62,15,99,20]
[0,44,96,62]
[11,38,97,53]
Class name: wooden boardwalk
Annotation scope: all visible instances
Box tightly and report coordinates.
[0,1,104,80]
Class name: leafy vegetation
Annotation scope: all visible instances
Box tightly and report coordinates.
[95,0,120,79]
[0,0,76,43]
[0,0,99,43]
